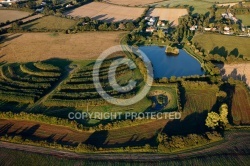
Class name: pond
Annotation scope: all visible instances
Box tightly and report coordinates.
[139,46,205,78]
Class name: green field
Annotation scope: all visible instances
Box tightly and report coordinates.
[193,33,250,60]
[0,57,179,125]
[151,0,242,14]
[181,82,219,115]
[21,16,77,30]
[237,15,250,26]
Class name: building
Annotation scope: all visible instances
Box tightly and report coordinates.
[204,27,211,31]
[157,20,165,27]
[36,7,44,13]
[146,26,156,33]
[190,26,197,31]
[147,22,154,26]
[222,12,238,22]
[224,26,230,31]
[149,17,155,23]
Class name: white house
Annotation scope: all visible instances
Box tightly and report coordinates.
[224,26,230,31]
[190,26,195,31]
[66,4,73,8]
[157,20,165,27]
[204,27,211,31]
[147,22,154,26]
[36,7,44,12]
[149,17,155,23]
[146,26,156,33]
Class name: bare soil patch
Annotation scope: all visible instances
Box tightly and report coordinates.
[146,8,188,26]
[0,32,124,62]
[0,10,30,23]
[218,63,250,87]
[64,2,145,23]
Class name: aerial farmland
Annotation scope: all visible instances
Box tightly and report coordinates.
[64,2,146,22]
[0,0,250,165]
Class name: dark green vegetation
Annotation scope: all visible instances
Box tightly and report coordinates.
[0,1,250,164]
[0,60,67,104]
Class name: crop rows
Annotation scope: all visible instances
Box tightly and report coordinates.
[231,84,250,125]
[0,62,62,104]
[46,59,139,107]
[182,82,218,114]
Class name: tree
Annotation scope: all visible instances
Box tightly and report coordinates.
[108,23,117,31]
[170,76,177,82]
[98,23,108,31]
[157,29,165,39]
[219,104,229,126]
[126,22,135,31]
[11,22,20,30]
[216,91,227,102]
[118,23,125,30]
[52,0,58,5]
[205,112,220,129]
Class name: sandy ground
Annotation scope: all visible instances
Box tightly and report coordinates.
[103,0,162,6]
[64,2,145,23]
[146,8,188,26]
[217,63,250,87]
[0,32,124,62]
[0,10,30,23]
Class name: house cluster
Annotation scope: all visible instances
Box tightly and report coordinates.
[204,27,217,32]
[0,0,17,5]
[222,12,238,23]
[223,26,234,35]
[145,16,168,33]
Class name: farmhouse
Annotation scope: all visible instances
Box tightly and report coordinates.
[224,26,230,31]
[222,12,238,22]
[146,26,156,33]
[204,27,211,31]
[157,20,166,27]
[36,7,44,13]
[190,26,198,31]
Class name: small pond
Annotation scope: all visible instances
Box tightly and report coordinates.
[139,46,205,78]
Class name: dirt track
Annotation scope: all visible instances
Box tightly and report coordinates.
[0,131,250,161]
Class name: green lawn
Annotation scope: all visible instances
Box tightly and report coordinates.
[237,15,250,26]
[151,0,242,14]
[193,33,250,59]
[21,16,77,30]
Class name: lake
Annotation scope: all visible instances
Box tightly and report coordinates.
[139,46,205,78]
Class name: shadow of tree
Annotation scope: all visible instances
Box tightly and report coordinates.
[85,130,109,148]
[162,111,208,136]
[0,123,14,136]
[210,46,228,57]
